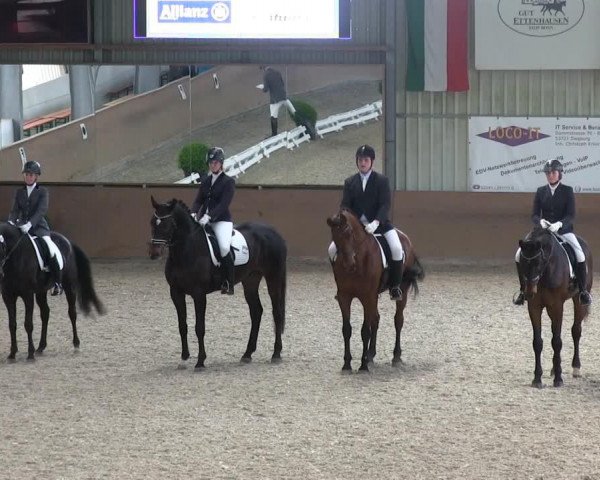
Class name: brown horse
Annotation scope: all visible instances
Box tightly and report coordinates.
[327,209,424,372]
[518,226,593,388]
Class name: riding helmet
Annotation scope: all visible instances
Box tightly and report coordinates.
[206,147,225,164]
[543,159,564,173]
[22,161,41,175]
[355,144,375,161]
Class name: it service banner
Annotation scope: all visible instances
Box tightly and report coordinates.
[468,116,600,193]
[475,0,600,69]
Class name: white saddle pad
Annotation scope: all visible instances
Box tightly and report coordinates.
[28,235,64,271]
[205,229,249,267]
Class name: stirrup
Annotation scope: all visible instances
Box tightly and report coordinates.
[51,283,63,296]
[579,291,592,306]
[389,286,403,301]
[513,291,525,306]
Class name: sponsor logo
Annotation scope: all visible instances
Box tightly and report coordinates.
[477,126,550,146]
[158,1,231,23]
[497,0,585,37]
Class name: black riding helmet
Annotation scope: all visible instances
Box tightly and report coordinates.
[206,147,225,164]
[22,161,41,175]
[355,144,375,163]
[543,159,563,173]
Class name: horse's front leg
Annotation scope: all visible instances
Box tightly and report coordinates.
[359,296,378,372]
[548,303,564,387]
[23,292,36,360]
[192,293,207,370]
[3,292,18,360]
[35,292,50,353]
[170,286,189,363]
[528,302,544,388]
[337,292,353,372]
[571,300,586,378]
[392,296,408,367]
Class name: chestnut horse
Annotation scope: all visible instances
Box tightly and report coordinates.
[518,226,593,388]
[327,209,424,372]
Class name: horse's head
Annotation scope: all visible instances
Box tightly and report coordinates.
[518,227,553,298]
[327,210,360,272]
[149,196,181,259]
[0,223,21,281]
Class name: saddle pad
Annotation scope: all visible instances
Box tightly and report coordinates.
[28,235,64,271]
[373,234,388,269]
[204,229,249,267]
[557,240,575,279]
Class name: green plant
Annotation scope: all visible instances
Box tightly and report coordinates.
[177,143,209,177]
[289,99,317,127]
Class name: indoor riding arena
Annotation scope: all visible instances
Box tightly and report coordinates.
[1,1,600,479]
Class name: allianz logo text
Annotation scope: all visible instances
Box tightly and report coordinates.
[158,1,231,23]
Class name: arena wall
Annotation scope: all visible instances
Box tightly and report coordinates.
[0,184,598,265]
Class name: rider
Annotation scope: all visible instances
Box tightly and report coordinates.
[191,147,236,295]
[328,144,405,301]
[513,158,592,306]
[8,161,63,295]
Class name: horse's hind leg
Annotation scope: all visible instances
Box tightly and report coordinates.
[3,292,18,360]
[35,292,50,353]
[392,297,408,367]
[547,303,564,387]
[266,272,285,363]
[23,292,36,360]
[65,285,80,349]
[571,300,586,378]
[241,273,263,363]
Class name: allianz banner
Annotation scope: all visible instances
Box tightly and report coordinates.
[468,117,600,193]
[475,0,600,69]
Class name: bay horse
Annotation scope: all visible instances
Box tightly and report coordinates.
[0,222,105,361]
[517,226,593,388]
[149,197,287,370]
[326,209,424,372]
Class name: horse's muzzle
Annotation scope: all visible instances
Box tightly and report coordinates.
[148,242,165,260]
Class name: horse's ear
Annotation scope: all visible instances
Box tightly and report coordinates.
[151,195,160,209]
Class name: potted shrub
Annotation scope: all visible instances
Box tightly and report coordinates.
[177,142,209,179]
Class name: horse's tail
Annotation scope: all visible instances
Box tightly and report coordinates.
[405,255,425,297]
[73,244,106,316]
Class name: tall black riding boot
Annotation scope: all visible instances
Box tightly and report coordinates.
[575,261,592,306]
[513,261,526,305]
[220,252,235,295]
[270,116,278,137]
[49,255,63,296]
[388,259,404,301]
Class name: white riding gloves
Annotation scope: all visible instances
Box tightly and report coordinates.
[365,220,380,235]
[190,213,197,221]
[539,219,551,229]
[548,221,562,233]
[19,222,32,234]
[199,214,210,226]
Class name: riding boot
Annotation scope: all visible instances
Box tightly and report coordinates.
[575,261,592,306]
[513,261,526,306]
[220,252,235,295]
[270,116,278,137]
[388,259,404,301]
[49,255,63,296]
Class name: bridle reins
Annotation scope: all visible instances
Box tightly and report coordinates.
[521,233,556,283]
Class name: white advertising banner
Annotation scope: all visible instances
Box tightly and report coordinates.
[475,0,600,69]
[468,116,600,193]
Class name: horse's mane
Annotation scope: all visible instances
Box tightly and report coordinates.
[170,199,191,214]
[527,226,554,245]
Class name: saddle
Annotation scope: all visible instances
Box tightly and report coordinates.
[203,226,249,267]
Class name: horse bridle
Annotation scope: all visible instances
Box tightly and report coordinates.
[151,212,175,247]
[521,237,554,283]
[0,232,26,272]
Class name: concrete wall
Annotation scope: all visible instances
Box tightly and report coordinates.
[0,184,598,266]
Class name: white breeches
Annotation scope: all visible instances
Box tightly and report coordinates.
[515,232,585,263]
[212,221,233,257]
[270,99,296,118]
[42,236,63,269]
[328,230,404,262]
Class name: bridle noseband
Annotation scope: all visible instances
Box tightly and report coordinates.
[151,212,174,246]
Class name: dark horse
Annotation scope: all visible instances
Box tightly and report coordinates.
[149,197,287,370]
[0,222,105,361]
[518,226,593,388]
[327,209,424,372]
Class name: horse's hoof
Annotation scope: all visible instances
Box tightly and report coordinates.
[392,358,403,367]
[341,365,352,374]
[573,368,581,378]
[26,355,35,362]
[7,356,16,363]
[36,349,45,355]
[240,356,252,364]
[554,379,564,388]
[531,380,544,389]
[358,366,370,373]
[194,364,205,371]
[271,356,282,364]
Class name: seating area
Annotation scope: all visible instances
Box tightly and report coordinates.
[22,107,71,137]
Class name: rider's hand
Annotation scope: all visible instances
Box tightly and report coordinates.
[7,220,14,226]
[199,214,210,226]
[19,222,31,234]
[190,213,197,222]
[364,220,379,235]
[548,221,563,233]
[540,219,551,229]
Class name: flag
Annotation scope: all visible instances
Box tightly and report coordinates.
[406,0,469,92]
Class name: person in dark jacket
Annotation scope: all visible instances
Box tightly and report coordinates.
[257,66,297,136]
[191,147,236,295]
[513,158,592,306]
[328,145,405,301]
[8,161,63,295]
